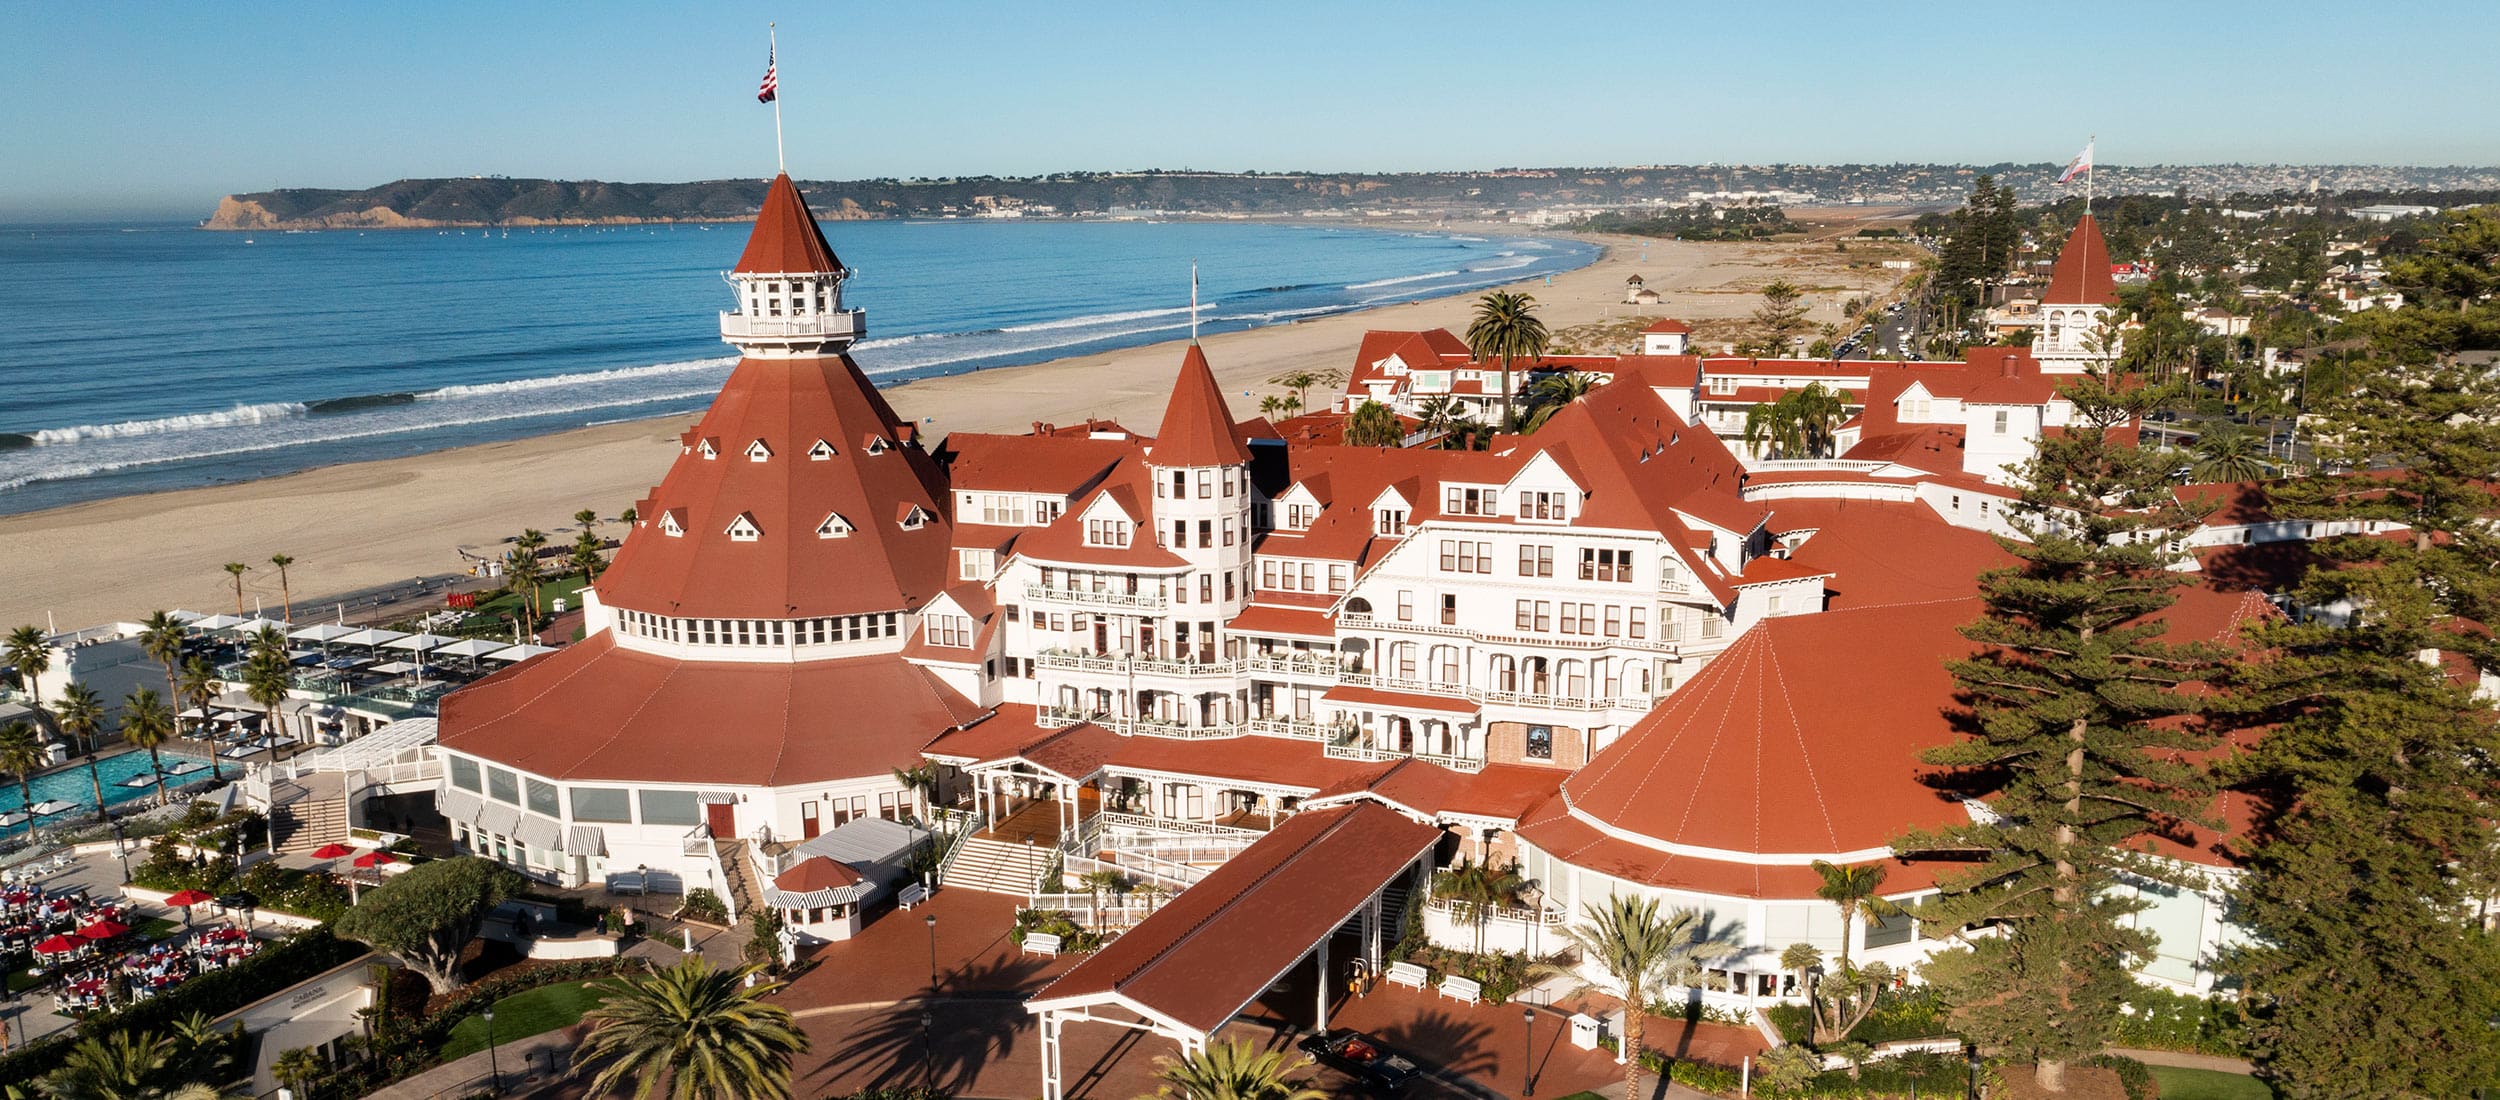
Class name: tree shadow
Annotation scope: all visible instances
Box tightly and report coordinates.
[1371,1005,1498,1081]
[802,998,1024,1096]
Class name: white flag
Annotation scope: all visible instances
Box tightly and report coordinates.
[2058,141,2094,185]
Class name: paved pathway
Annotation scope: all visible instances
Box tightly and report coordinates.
[360,1024,587,1100]
[2109,1045,2256,1074]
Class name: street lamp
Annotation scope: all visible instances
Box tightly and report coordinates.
[925,913,940,997]
[109,821,130,880]
[1966,1044,1982,1099]
[1522,1007,1536,1098]
[484,1006,501,1094]
[921,1009,936,1089]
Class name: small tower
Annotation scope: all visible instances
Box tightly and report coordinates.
[2035,215,2122,374]
[1147,344,1255,660]
[720,174,865,357]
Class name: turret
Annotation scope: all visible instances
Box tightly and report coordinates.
[719,174,866,357]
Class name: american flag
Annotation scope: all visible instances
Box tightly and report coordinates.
[757,46,777,103]
[2058,141,2093,185]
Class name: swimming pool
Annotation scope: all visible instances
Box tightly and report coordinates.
[0,749,220,835]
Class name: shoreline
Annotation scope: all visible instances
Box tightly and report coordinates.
[0,230,1910,630]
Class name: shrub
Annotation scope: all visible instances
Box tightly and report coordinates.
[1397,944,1538,1005]
[1010,908,1102,952]
[1767,985,1957,1047]
[2113,985,2250,1057]
[677,888,729,925]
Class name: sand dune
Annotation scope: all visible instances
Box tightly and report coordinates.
[0,231,1907,630]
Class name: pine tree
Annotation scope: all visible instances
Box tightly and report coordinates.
[1900,363,2225,1094]
[2225,309,2500,1095]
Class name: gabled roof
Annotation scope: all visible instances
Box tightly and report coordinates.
[939,431,1137,497]
[734,174,846,275]
[774,855,865,893]
[2044,215,2120,306]
[1147,345,1252,467]
[1643,318,1693,334]
[599,353,953,619]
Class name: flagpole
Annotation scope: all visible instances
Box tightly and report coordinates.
[770,24,785,174]
[1190,262,1200,343]
[2085,134,2095,216]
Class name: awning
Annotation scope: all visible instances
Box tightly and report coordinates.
[435,638,508,659]
[289,624,358,643]
[696,791,739,805]
[436,788,484,825]
[229,618,289,636]
[514,814,564,852]
[476,803,522,837]
[566,825,608,857]
[384,632,458,653]
[1321,684,1483,716]
[334,628,410,648]
[482,643,557,662]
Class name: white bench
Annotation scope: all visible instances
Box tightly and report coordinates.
[1384,962,1431,991]
[1439,975,1482,1005]
[1024,932,1063,957]
[897,883,929,910]
[605,873,646,896]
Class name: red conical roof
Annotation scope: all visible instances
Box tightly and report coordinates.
[595,353,952,620]
[734,174,845,275]
[1147,344,1252,467]
[2044,214,2119,306]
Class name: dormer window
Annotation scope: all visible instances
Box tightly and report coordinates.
[745,439,772,462]
[898,505,929,530]
[1086,518,1132,548]
[864,435,890,456]
[726,513,762,542]
[1518,490,1570,522]
[658,511,687,538]
[1708,377,1737,395]
[817,512,853,539]
[696,439,719,460]
[807,438,836,461]
[1375,509,1407,536]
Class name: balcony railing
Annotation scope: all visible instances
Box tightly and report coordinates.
[1334,615,1680,657]
[1321,741,1488,773]
[1336,670,1654,714]
[1426,894,1564,925]
[1023,583,1169,612]
[718,309,865,342]
[1036,651,1245,678]
[1037,704,1239,739]
[1246,715,1339,741]
[1245,652,1347,678]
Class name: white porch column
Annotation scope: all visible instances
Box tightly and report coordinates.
[1039,1012,1064,1100]
[1315,934,1331,1031]
[1365,892,1384,970]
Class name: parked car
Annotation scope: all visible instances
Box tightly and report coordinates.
[1298,1028,1423,1093]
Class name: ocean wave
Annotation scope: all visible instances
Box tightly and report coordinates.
[994,305,1196,335]
[30,402,309,445]
[859,319,1199,376]
[1465,255,1537,273]
[1344,270,1460,290]
[421,356,734,399]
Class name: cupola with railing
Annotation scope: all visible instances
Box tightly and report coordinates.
[719,174,866,356]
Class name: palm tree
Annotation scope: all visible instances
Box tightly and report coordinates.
[1079,868,1133,933]
[2191,421,2269,483]
[1413,395,1471,448]
[267,555,297,621]
[1810,860,1902,976]
[1537,895,1716,1100]
[1343,400,1405,448]
[121,690,174,807]
[890,762,941,820]
[1789,382,1853,459]
[220,563,249,616]
[1742,400,1801,460]
[1466,291,1549,429]
[618,505,638,527]
[137,611,187,733]
[571,529,606,584]
[1258,394,1285,420]
[504,547,546,628]
[270,1047,326,1100]
[41,1028,177,1100]
[6,624,52,739]
[1430,858,1526,954]
[1521,371,1600,432]
[177,657,224,781]
[575,956,809,1100]
[54,684,109,824]
[242,631,294,754]
[0,722,43,821]
[1143,1039,1327,1100]
[576,508,602,536]
[1265,368,1345,412]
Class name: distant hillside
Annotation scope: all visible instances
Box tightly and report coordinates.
[202,164,2500,230]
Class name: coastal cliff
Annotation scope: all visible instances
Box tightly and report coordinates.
[201,178,871,230]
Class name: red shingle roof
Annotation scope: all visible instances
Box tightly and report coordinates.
[734,174,845,275]
[1148,345,1252,467]
[436,634,984,786]
[2044,215,2120,306]
[774,856,865,893]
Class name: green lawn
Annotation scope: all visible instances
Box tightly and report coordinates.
[133,917,181,941]
[2149,1065,2273,1100]
[436,981,607,1061]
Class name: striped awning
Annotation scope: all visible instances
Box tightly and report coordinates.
[437,788,484,825]
[515,814,564,852]
[696,791,739,804]
[566,825,607,857]
[477,803,522,838]
[765,881,877,909]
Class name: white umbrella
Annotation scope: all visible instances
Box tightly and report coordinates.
[481,643,557,662]
[168,610,209,624]
[332,628,410,649]
[289,624,358,643]
[190,614,245,631]
[369,660,420,676]
[382,633,456,653]
[434,638,507,659]
[229,617,289,638]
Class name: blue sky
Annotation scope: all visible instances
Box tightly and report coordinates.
[6,1,2497,220]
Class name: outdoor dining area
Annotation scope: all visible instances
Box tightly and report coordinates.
[4,879,265,1015]
[166,611,561,735]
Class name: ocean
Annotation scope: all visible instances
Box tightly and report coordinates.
[0,220,1596,515]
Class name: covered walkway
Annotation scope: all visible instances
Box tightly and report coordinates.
[1024,802,1440,1100]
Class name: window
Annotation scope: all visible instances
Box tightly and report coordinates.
[1560,603,1580,634]
[898,505,929,530]
[1993,410,2009,434]
[1376,509,1407,536]
[525,778,560,817]
[723,512,761,541]
[487,767,519,805]
[1580,547,1632,582]
[745,439,771,462]
[1701,613,1724,640]
[1397,590,1414,621]
[449,757,480,792]
[928,616,971,648]
[1200,575,1214,602]
[958,549,989,580]
[808,438,836,460]
[1525,725,1555,760]
[1604,605,1623,636]
[571,787,631,823]
[1223,518,1236,546]
[1629,607,1647,639]
[1515,599,1535,631]
[1197,520,1212,548]
[639,789,701,827]
[1768,594,1786,615]
[1518,491,1569,521]
[1328,564,1349,593]
[1708,376,1737,395]
[818,512,852,539]
[1518,544,1554,577]
[1285,502,1317,529]
[1444,486,1494,516]
[979,494,1031,526]
[1085,518,1130,547]
[1441,593,1458,625]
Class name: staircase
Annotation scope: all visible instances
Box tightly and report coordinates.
[1378,882,1417,942]
[944,833,1056,897]
[720,839,765,923]
[268,774,350,854]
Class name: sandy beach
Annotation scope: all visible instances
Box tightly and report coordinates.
[0,230,1910,630]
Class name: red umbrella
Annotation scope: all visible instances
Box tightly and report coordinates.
[352,850,397,869]
[35,933,83,955]
[310,843,354,860]
[79,919,131,940]
[163,889,214,908]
